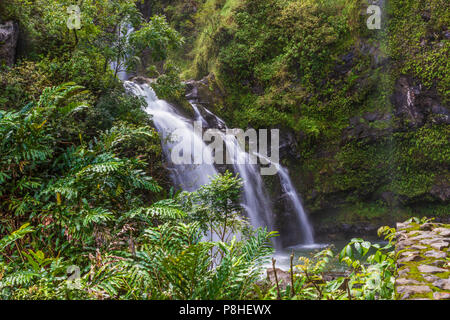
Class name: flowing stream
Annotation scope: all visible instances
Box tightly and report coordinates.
[124,80,315,248]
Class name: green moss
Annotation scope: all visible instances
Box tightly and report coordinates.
[155,0,449,220]
[387,0,450,103]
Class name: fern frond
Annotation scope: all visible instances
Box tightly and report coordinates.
[0,223,34,251]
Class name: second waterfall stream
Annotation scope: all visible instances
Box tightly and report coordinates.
[124,80,315,249]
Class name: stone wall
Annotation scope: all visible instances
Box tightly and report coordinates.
[395,220,450,300]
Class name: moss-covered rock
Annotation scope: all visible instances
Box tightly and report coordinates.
[395,219,450,300]
[148,0,449,226]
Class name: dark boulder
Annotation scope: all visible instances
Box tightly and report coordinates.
[184,80,199,100]
[333,50,356,76]
[313,221,381,241]
[279,130,300,160]
[129,76,155,85]
[391,76,449,127]
[362,112,380,122]
[342,112,392,145]
[429,104,450,125]
[381,191,398,207]
[430,179,450,202]
[444,30,450,40]
[184,74,225,109]
[0,21,19,66]
[391,76,425,128]
[421,11,431,22]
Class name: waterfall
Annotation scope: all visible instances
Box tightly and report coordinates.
[191,102,315,246]
[277,167,315,244]
[255,152,315,245]
[190,102,209,127]
[124,81,217,191]
[124,79,315,247]
[110,24,134,81]
[190,103,276,235]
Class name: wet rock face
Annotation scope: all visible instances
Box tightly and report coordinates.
[391,76,450,127]
[273,193,305,247]
[430,179,450,202]
[333,50,356,76]
[129,76,155,85]
[343,76,449,145]
[392,76,425,128]
[342,112,392,144]
[0,21,19,66]
[311,217,382,242]
[395,220,450,300]
[278,131,300,160]
[185,80,199,100]
[184,74,225,110]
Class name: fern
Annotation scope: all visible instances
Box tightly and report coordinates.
[82,208,114,227]
[1,270,40,287]
[1,82,279,300]
[0,224,34,252]
[201,228,275,299]
[37,83,86,109]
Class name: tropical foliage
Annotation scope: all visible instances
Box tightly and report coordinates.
[0,0,447,301]
[256,226,396,300]
[0,84,276,299]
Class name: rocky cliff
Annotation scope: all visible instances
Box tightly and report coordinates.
[0,21,18,66]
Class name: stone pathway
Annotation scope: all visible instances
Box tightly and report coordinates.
[395,220,450,300]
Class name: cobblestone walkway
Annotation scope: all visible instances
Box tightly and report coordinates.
[395,220,450,300]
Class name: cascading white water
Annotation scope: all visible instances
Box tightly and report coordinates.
[124,81,218,191]
[191,103,315,246]
[254,152,315,245]
[189,103,276,232]
[110,24,134,81]
[124,79,315,247]
[190,102,209,127]
[224,135,275,230]
[277,167,315,244]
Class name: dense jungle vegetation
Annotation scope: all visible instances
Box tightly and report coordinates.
[153,0,449,226]
[0,0,448,300]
